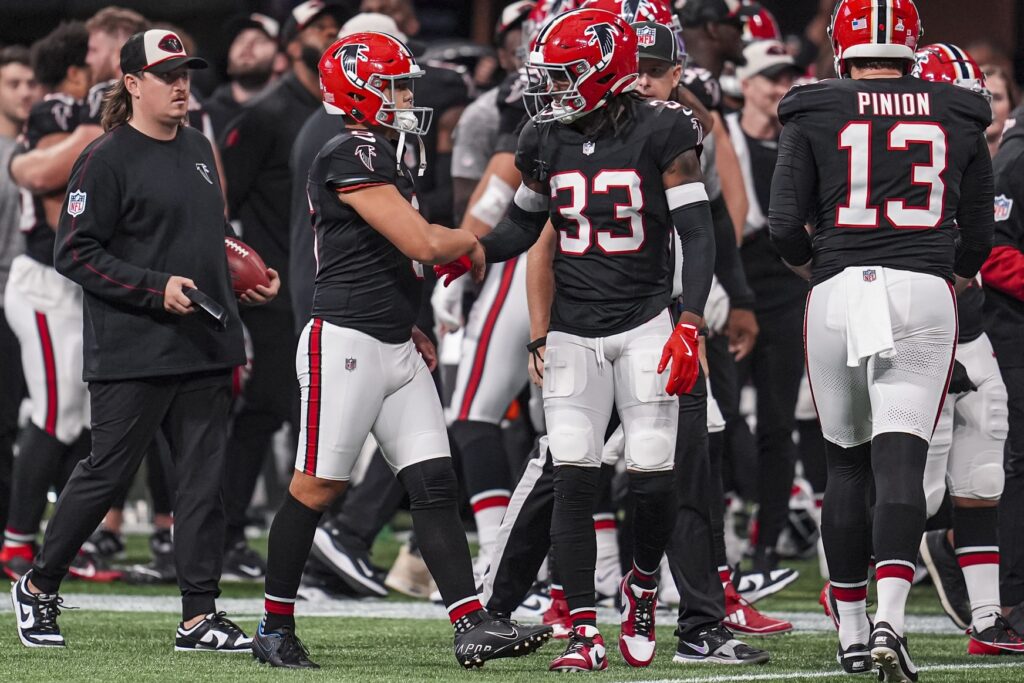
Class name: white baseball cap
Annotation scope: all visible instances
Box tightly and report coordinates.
[736,40,801,82]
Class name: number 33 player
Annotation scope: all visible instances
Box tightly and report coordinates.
[441,8,716,671]
[768,0,994,680]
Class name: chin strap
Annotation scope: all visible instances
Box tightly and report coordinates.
[396,130,428,177]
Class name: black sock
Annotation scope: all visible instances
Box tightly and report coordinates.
[871,433,928,567]
[954,505,999,550]
[5,424,67,543]
[551,465,600,627]
[398,458,483,626]
[629,470,676,587]
[821,441,873,584]
[264,492,323,632]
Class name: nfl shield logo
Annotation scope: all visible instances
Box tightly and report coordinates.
[67,190,87,217]
[583,141,595,156]
[862,269,876,282]
[637,26,657,47]
[345,358,357,371]
[994,194,1014,222]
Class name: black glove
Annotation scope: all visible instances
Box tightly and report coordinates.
[947,359,977,394]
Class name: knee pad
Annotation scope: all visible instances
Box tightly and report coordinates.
[958,462,1005,501]
[924,477,948,519]
[398,457,458,510]
[548,410,596,466]
[624,418,675,472]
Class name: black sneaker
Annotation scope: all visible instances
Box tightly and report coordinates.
[453,612,553,669]
[309,526,387,597]
[221,542,266,581]
[125,529,176,584]
[871,621,918,682]
[837,642,873,674]
[919,530,971,630]
[968,615,1024,655]
[252,620,319,668]
[83,528,126,560]
[733,565,800,604]
[11,573,66,648]
[174,612,252,652]
[672,624,771,665]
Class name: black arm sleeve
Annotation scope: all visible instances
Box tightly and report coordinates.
[710,195,755,309]
[954,134,995,279]
[480,202,547,263]
[673,199,716,317]
[768,120,816,268]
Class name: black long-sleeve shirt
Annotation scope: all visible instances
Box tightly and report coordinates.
[55,124,245,381]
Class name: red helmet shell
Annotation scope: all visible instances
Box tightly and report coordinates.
[828,0,922,77]
[741,3,782,42]
[913,43,989,98]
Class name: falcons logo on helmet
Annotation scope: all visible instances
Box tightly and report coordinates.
[354,144,376,172]
[585,23,618,61]
[335,43,369,87]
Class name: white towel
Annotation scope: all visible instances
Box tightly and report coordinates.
[844,266,897,367]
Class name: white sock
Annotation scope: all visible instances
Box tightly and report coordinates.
[832,581,870,649]
[470,489,510,563]
[958,548,1001,632]
[874,562,915,636]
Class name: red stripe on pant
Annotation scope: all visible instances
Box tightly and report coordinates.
[457,257,518,421]
[303,319,324,475]
[34,312,58,436]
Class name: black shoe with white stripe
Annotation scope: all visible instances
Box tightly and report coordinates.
[453,612,553,668]
[733,566,800,604]
[871,622,918,682]
[11,573,65,648]
[221,542,266,582]
[252,620,319,669]
[175,612,252,652]
[919,530,971,630]
[837,642,873,674]
[672,624,770,665]
[310,526,387,597]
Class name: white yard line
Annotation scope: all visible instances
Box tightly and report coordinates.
[629,661,1024,683]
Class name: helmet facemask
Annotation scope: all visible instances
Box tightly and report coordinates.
[368,70,434,136]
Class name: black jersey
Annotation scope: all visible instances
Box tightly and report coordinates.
[307,129,423,344]
[770,77,994,286]
[80,80,114,126]
[495,69,530,154]
[516,98,704,337]
[20,94,80,265]
[957,278,985,344]
[679,66,722,115]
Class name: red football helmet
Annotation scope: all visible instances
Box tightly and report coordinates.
[913,43,989,99]
[318,32,433,135]
[524,8,639,124]
[828,0,922,77]
[521,0,583,56]
[740,2,781,43]
[582,0,685,55]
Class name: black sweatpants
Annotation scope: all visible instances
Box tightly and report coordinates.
[330,448,406,551]
[706,334,757,501]
[222,306,298,546]
[0,308,24,533]
[1000,365,1024,607]
[32,370,233,619]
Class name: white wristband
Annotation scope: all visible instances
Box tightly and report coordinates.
[514,182,549,213]
[665,182,709,211]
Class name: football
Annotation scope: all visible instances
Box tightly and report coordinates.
[225,236,270,295]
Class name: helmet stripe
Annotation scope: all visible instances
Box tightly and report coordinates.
[940,43,974,81]
[874,0,885,46]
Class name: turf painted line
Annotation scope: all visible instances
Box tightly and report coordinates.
[0,594,961,634]
[629,661,1024,682]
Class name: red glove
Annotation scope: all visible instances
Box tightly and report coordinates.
[658,323,700,395]
[433,255,472,287]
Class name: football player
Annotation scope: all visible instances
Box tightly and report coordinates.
[251,32,551,670]
[769,1,995,679]
[912,42,1023,656]
[441,8,715,671]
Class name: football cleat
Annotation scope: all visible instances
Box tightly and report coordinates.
[454,613,552,668]
[124,529,176,584]
[252,621,319,668]
[516,583,552,618]
[968,615,1024,655]
[1,544,34,581]
[68,548,122,582]
[733,565,800,604]
[724,581,792,635]
[174,611,252,652]
[871,621,918,682]
[310,526,387,597]
[618,572,657,667]
[549,625,607,672]
[221,541,266,582]
[83,528,126,560]
[836,642,873,674]
[919,530,971,630]
[385,542,436,599]
[11,573,65,648]
[672,624,771,665]
[542,594,572,639]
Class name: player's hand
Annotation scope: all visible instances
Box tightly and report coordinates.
[240,268,280,306]
[947,359,977,394]
[704,277,730,335]
[412,326,438,372]
[658,323,700,395]
[528,344,545,387]
[164,275,197,315]
[726,308,758,361]
[433,256,472,287]
[431,274,466,332]
[469,240,487,283]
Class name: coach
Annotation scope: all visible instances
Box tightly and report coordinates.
[13,30,278,650]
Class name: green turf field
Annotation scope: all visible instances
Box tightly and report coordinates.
[3,534,1023,682]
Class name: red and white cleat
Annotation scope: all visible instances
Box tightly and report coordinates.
[549,625,608,672]
[618,572,657,667]
[723,581,792,635]
[543,596,572,639]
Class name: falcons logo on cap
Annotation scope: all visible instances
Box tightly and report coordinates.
[335,43,369,87]
[158,34,183,54]
[585,23,618,62]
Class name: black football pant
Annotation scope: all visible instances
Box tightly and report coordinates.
[0,308,24,533]
[736,302,804,565]
[32,371,232,620]
[222,306,298,547]
[1000,365,1024,607]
